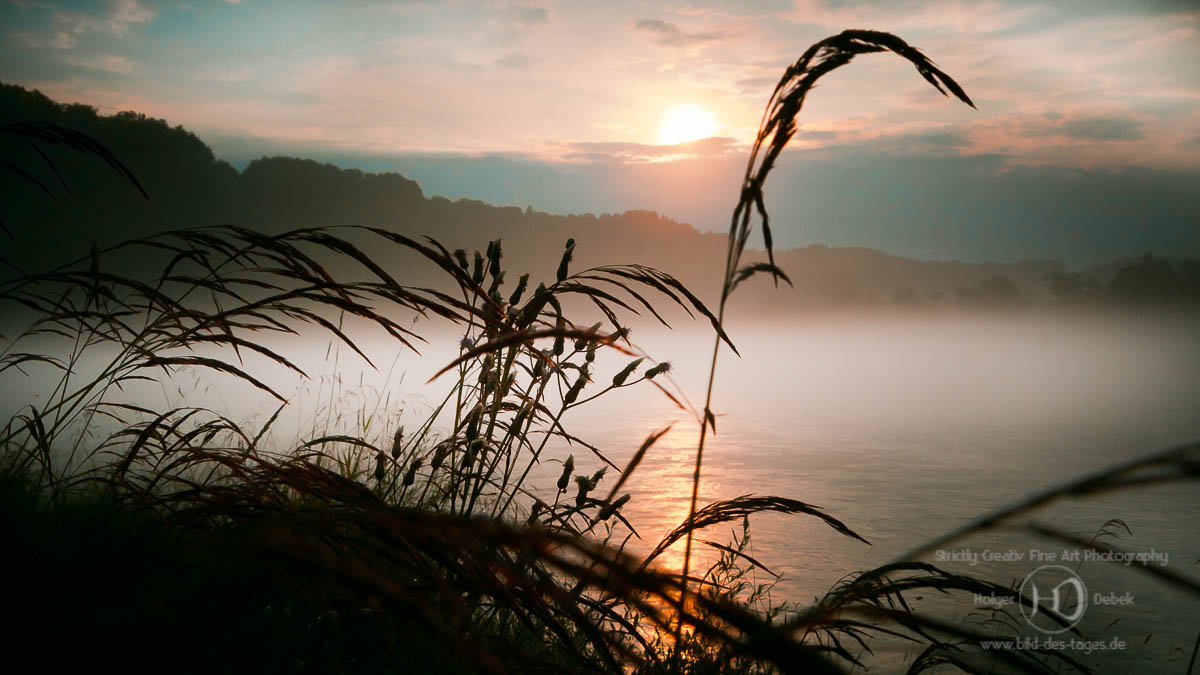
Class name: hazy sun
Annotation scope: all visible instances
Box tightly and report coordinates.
[656,103,718,145]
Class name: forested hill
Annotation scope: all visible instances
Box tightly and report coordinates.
[7,81,1188,315]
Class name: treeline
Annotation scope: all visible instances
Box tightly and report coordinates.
[0,83,722,293]
[800,255,1200,313]
[2,81,1195,317]
[871,257,1200,314]
[1045,254,1200,310]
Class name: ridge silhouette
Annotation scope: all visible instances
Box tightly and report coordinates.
[3,82,1196,313]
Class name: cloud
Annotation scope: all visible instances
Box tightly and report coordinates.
[1060,116,1146,141]
[734,75,778,94]
[10,0,58,9]
[784,0,1043,34]
[97,0,156,36]
[5,0,1195,177]
[778,122,974,158]
[561,136,738,163]
[7,29,77,49]
[60,52,134,74]
[632,18,726,47]
[194,66,255,83]
[796,129,838,140]
[972,114,1149,146]
[633,19,675,34]
[956,112,1182,168]
[494,52,531,69]
[14,0,157,49]
[277,91,327,105]
[504,5,549,27]
[669,0,793,18]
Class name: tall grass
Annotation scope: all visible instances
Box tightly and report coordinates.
[3,31,1198,674]
[0,221,847,672]
[677,30,975,631]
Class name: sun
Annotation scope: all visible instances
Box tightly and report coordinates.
[656,103,719,145]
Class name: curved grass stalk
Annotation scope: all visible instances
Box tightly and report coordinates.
[676,28,975,640]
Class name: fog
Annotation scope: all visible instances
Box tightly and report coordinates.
[6,307,1199,670]
[9,311,1197,496]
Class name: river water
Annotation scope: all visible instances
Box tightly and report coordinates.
[529,314,1200,672]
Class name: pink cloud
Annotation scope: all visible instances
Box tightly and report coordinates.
[60,53,134,74]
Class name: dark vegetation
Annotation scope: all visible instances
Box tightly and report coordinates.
[1045,254,1200,310]
[2,30,1199,674]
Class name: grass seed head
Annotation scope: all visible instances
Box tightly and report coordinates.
[574,322,602,351]
[430,443,450,471]
[390,426,405,459]
[556,239,575,283]
[509,273,529,305]
[574,475,591,508]
[487,270,505,296]
[645,361,672,379]
[514,282,548,329]
[612,358,644,386]
[488,238,503,278]
[598,493,631,521]
[472,250,484,283]
[527,499,545,525]
[557,455,575,492]
[564,372,587,404]
[511,404,528,432]
[402,457,422,486]
[466,406,482,441]
[374,451,387,482]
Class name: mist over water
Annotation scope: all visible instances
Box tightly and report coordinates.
[10,312,1198,554]
[7,311,1198,670]
[559,315,1200,566]
[574,313,1200,670]
[370,313,1200,670]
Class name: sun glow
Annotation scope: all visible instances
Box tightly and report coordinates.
[656,103,719,145]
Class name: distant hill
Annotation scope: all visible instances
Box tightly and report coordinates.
[4,82,1193,316]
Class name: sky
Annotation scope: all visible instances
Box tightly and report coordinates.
[1,0,1198,265]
